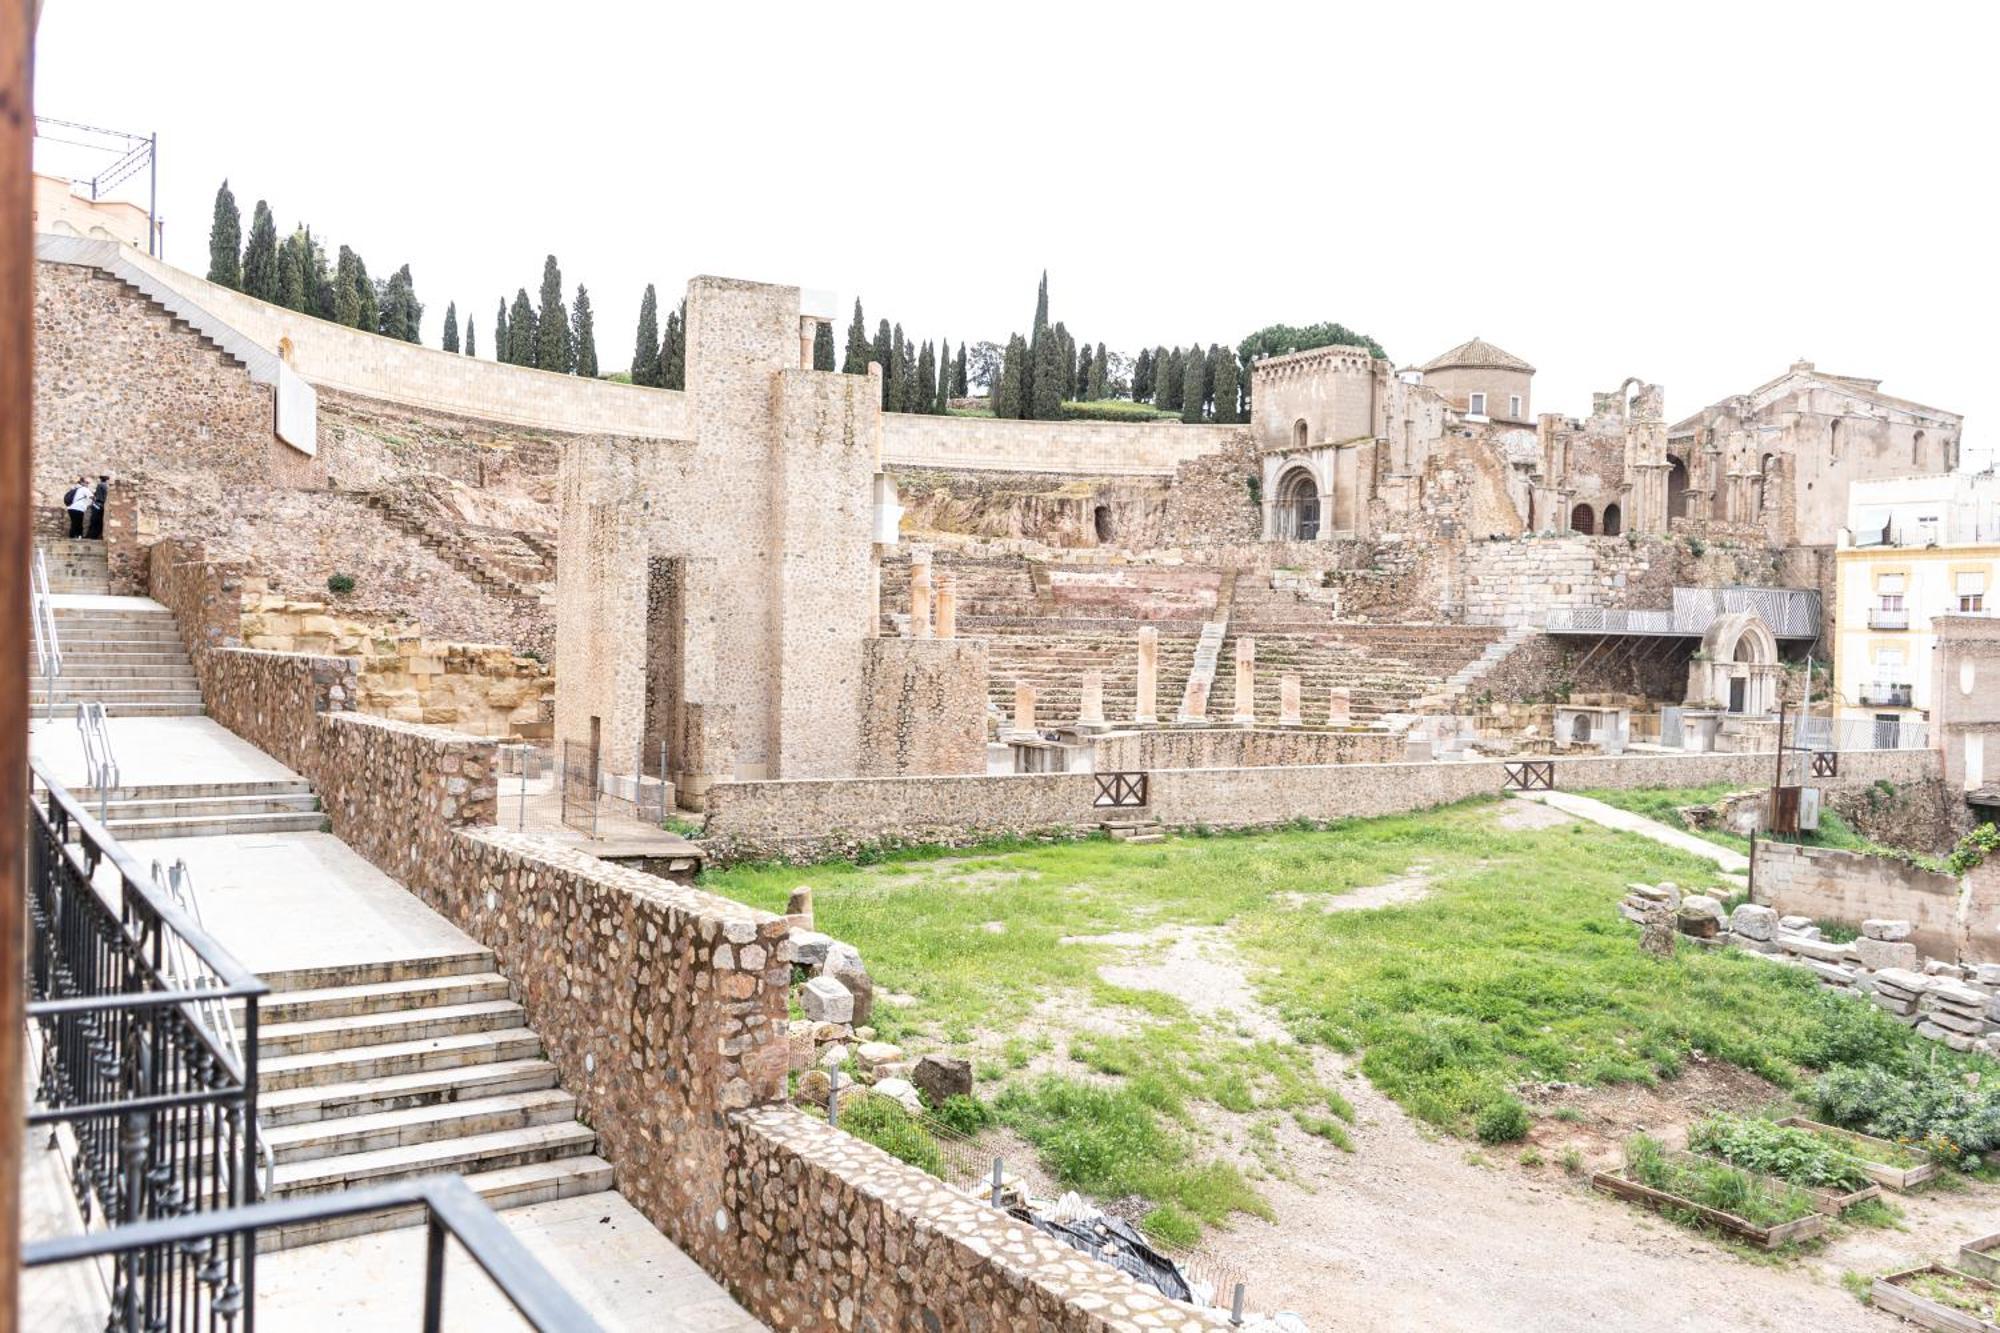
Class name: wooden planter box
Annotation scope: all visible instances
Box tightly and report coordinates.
[1776,1116,1940,1190]
[1961,1236,2000,1285]
[1871,1265,2000,1332]
[1679,1147,1882,1215]
[1590,1159,1827,1249]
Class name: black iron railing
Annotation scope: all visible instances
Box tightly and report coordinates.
[24,1175,607,1332]
[1094,771,1149,808]
[27,758,267,1331]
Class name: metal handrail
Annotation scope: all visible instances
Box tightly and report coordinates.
[153,856,277,1199]
[75,699,118,825]
[32,547,63,717]
[24,1174,607,1332]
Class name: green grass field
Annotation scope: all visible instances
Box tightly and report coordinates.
[705,797,1960,1236]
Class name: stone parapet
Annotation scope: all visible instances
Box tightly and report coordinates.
[882,414,1241,478]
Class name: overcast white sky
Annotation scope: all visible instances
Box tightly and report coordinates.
[32,1,1997,454]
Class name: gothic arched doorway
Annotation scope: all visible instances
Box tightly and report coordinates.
[1602,503,1622,536]
[1570,503,1595,535]
[1277,468,1319,541]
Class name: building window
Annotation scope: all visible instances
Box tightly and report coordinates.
[1292,418,1308,450]
[1468,392,1487,416]
[1959,571,1987,613]
[1509,394,1522,418]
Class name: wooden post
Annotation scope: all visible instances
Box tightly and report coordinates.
[0,0,35,1314]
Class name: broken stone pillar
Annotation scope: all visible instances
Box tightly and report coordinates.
[786,885,814,932]
[1182,677,1209,723]
[1233,637,1256,726]
[909,555,933,639]
[1327,687,1352,727]
[935,575,957,640]
[1134,626,1159,725]
[1279,674,1302,727]
[1012,681,1037,736]
[799,316,818,369]
[1079,671,1106,731]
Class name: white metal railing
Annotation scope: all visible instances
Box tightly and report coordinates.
[31,548,62,717]
[152,857,277,1200]
[1800,716,1928,751]
[75,700,118,825]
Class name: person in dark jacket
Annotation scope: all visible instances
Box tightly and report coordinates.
[86,474,109,540]
[62,476,90,537]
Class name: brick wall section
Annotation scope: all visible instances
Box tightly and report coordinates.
[858,638,988,776]
[1751,841,1970,962]
[704,748,1938,863]
[723,1107,1230,1332]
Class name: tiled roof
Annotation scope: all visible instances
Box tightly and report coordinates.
[1415,337,1535,375]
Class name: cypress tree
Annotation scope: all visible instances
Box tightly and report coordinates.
[1213,346,1241,424]
[1053,322,1075,403]
[276,229,307,311]
[304,230,336,320]
[915,341,936,415]
[663,301,686,389]
[953,344,968,397]
[352,255,376,333]
[1076,344,1092,400]
[207,180,241,289]
[466,319,476,358]
[995,335,1027,418]
[1181,347,1204,423]
[495,299,509,366]
[873,320,892,406]
[1160,348,1183,411]
[241,201,278,302]
[1088,342,1108,401]
[631,284,661,385]
[1031,330,1064,420]
[1032,270,1049,344]
[1203,344,1221,416]
[572,285,597,377]
[333,246,362,327]
[937,338,952,410]
[535,256,569,372]
[508,289,536,365]
[888,325,907,412]
[442,302,460,353]
[842,299,870,374]
[380,265,423,342]
[812,320,835,371]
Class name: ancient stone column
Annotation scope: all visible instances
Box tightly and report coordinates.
[1280,674,1302,727]
[910,555,933,639]
[1233,636,1256,726]
[1327,687,1352,727]
[1079,671,1105,729]
[1012,681,1037,736]
[935,575,957,639]
[1182,678,1209,722]
[1134,626,1159,725]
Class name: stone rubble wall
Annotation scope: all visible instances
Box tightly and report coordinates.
[724,1106,1231,1332]
[703,747,1939,864]
[1752,839,1996,965]
[1092,727,1403,771]
[881,414,1240,477]
[858,638,989,777]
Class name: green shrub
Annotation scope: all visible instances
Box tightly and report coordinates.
[325,572,356,596]
[1474,1097,1531,1144]
[1057,399,1178,423]
[930,1093,990,1135]
[1686,1113,1870,1191]
[1946,824,2000,876]
[1792,989,1913,1072]
[838,1093,944,1177]
[1813,1052,2000,1164]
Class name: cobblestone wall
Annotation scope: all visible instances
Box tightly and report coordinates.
[724,1107,1230,1332]
[858,638,988,776]
[1093,727,1403,770]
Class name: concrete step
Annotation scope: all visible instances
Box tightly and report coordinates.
[258,999,527,1060]
[244,972,513,1026]
[69,809,323,841]
[257,1058,559,1128]
[260,1155,613,1252]
[1123,832,1168,845]
[91,702,206,718]
[24,663,196,680]
[261,1027,543,1091]
[79,779,313,803]
[269,1121,596,1199]
[261,1088,578,1164]
[93,792,321,821]
[41,650,191,667]
[32,688,204,706]
[259,949,498,995]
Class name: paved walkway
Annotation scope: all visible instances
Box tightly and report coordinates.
[1512,790,1751,874]
[30,714,300,790]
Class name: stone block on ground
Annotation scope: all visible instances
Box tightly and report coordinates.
[1929,980,1988,1012]
[817,1043,850,1071]
[871,1077,924,1115]
[1926,960,1966,980]
[1875,967,1931,997]
[832,960,875,1026]
[1675,907,1719,940]
[1855,937,1920,972]
[1729,904,1777,943]
[794,1068,831,1106]
[801,974,854,1023]
[819,941,863,979]
[1862,919,1913,942]
[912,1054,973,1105]
[1804,959,1857,986]
[1976,964,2000,988]
[854,1041,904,1079]
[1778,915,1815,934]
[1871,991,1918,1017]
[1779,934,1850,963]
[788,930,833,969]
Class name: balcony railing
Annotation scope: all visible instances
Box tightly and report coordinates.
[1868,607,1910,630]
[24,1175,606,1332]
[1857,682,1914,708]
[28,758,268,1327]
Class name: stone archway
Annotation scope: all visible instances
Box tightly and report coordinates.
[1686,611,1780,716]
[1602,503,1622,537]
[1667,454,1690,519]
[1570,503,1595,535]
[1276,467,1319,541]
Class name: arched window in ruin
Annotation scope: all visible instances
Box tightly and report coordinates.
[1757,453,1776,516]
[1571,713,1593,742]
[1277,467,1320,541]
[1093,505,1113,543]
[1829,419,1842,463]
[1570,503,1595,535]
[1602,503,1622,537]
[1292,418,1309,450]
[1666,454,1690,519]
[1913,429,1927,468]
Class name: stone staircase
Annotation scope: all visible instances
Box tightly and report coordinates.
[978,621,1203,723]
[66,779,327,843]
[37,601,206,718]
[248,948,611,1251]
[1177,621,1228,722]
[1101,816,1164,845]
[360,489,554,604]
[40,538,111,593]
[1432,624,1540,709]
